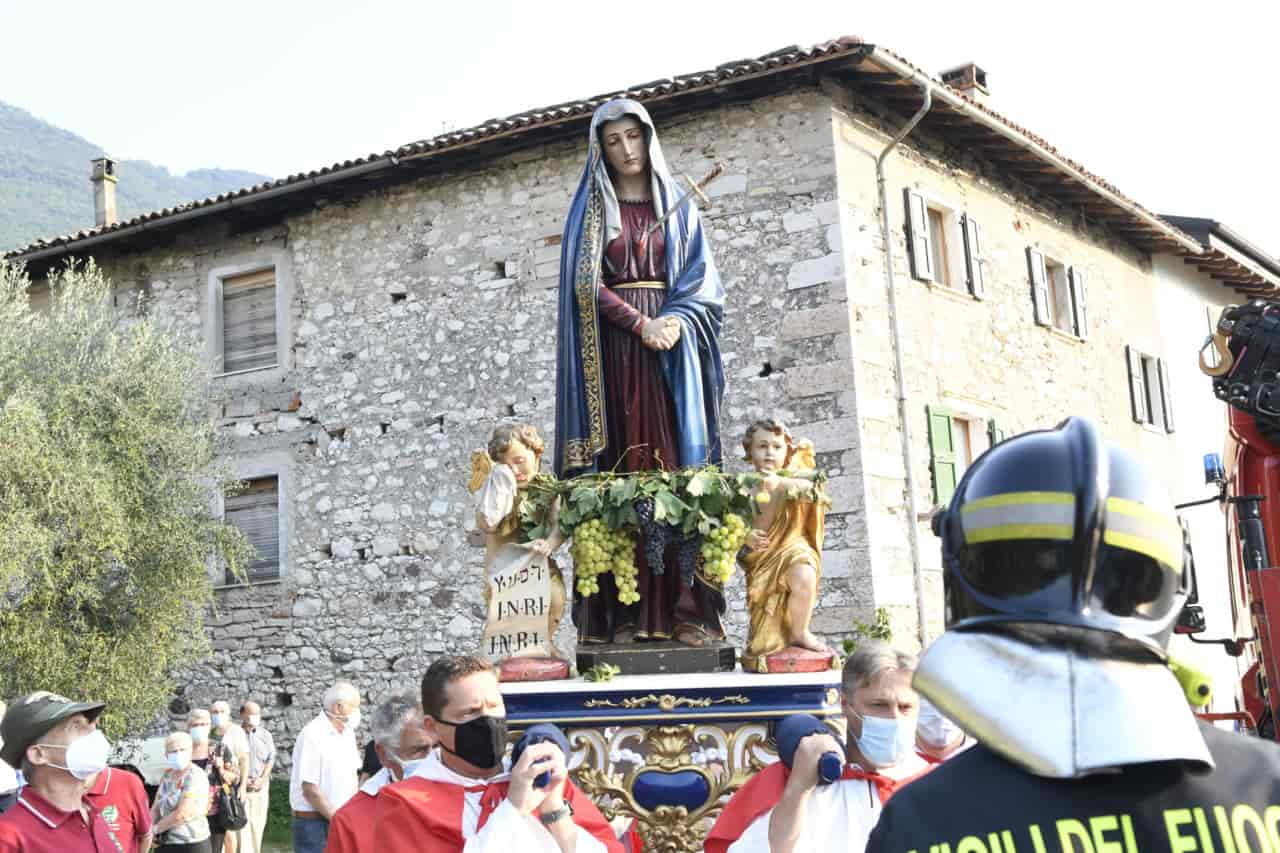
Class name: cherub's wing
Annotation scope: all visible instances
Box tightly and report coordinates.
[468,449,494,493]
[793,439,817,473]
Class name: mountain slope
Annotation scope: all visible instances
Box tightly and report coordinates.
[0,101,270,252]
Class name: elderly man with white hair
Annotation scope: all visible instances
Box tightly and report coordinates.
[706,641,934,853]
[324,691,433,853]
[288,682,361,853]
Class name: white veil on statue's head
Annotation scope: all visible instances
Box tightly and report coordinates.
[585,98,679,251]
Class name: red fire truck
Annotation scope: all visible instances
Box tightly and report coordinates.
[1181,302,1280,739]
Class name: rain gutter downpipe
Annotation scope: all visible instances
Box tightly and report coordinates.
[875,74,932,647]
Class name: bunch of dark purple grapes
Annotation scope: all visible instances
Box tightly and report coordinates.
[634,497,703,581]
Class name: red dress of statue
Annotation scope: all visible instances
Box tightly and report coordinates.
[577,200,725,646]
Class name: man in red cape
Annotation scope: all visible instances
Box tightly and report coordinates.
[324,690,433,853]
[373,656,622,853]
[706,641,933,853]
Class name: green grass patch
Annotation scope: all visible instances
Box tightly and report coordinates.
[264,778,292,849]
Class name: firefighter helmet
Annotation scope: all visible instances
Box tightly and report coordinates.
[931,417,1189,658]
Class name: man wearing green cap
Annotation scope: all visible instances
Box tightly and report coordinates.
[0,691,122,852]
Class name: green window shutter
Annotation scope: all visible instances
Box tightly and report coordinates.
[905,188,934,283]
[987,419,1007,448]
[927,405,958,504]
[1126,345,1148,424]
[1027,247,1050,326]
[1068,266,1088,340]
[962,214,986,299]
[1157,358,1176,433]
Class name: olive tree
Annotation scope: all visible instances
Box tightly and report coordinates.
[0,259,249,734]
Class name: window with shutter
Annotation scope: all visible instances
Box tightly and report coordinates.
[962,214,985,299]
[225,476,280,583]
[927,406,959,504]
[1027,248,1050,326]
[905,188,933,283]
[1126,346,1148,424]
[1157,358,1175,433]
[1068,267,1088,339]
[987,419,1007,447]
[221,268,277,374]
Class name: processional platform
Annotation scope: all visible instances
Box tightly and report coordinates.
[503,670,843,852]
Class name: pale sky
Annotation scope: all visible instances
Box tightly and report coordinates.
[4,0,1276,251]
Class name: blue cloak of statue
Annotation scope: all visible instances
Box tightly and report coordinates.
[553,98,726,476]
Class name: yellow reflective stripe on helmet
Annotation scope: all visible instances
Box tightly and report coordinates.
[961,491,1074,511]
[960,491,1075,543]
[1104,497,1181,569]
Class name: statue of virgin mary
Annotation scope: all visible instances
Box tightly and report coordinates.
[554,98,727,647]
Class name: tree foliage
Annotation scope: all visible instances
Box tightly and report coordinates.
[0,260,249,735]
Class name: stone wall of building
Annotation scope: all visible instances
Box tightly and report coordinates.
[827,86,1175,642]
[79,75,1192,760]
[89,85,885,763]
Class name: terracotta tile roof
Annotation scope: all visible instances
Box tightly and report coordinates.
[4,35,1201,261]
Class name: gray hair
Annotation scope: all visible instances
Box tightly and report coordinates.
[322,681,359,710]
[371,692,422,751]
[842,640,917,692]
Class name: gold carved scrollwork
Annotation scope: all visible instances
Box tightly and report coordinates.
[581,693,750,711]
[570,723,773,853]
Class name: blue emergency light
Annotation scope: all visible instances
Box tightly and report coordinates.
[1204,452,1225,485]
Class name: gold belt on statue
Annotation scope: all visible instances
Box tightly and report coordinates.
[611,281,666,290]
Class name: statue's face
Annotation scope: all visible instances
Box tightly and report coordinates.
[500,439,539,486]
[600,116,648,180]
[747,429,789,473]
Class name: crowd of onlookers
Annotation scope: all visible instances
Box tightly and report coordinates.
[0,646,979,853]
[0,695,275,853]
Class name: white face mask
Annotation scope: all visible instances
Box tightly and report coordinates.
[36,729,112,780]
[917,699,965,750]
[210,713,225,729]
[167,751,191,771]
[850,710,916,768]
[328,707,360,730]
[245,715,262,729]
[189,725,210,744]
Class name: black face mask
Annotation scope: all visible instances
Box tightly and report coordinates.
[438,714,507,771]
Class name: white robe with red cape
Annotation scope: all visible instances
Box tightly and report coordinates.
[372,752,622,853]
[705,753,932,853]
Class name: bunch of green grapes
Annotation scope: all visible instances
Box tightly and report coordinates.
[699,514,749,583]
[571,518,639,602]
[611,531,640,605]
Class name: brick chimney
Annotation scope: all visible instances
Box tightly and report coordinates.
[90,157,118,227]
[940,63,989,103]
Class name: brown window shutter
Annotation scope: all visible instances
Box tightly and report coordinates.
[225,476,280,583]
[1126,346,1148,424]
[904,188,933,283]
[222,268,277,373]
[1068,267,1088,339]
[962,214,985,299]
[1027,248,1050,326]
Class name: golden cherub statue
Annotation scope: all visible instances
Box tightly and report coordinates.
[739,417,834,673]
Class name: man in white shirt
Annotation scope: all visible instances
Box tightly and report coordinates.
[289,681,361,853]
[372,655,622,853]
[914,697,974,763]
[706,641,934,853]
[237,700,275,853]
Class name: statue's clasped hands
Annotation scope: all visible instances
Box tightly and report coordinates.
[641,315,681,351]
